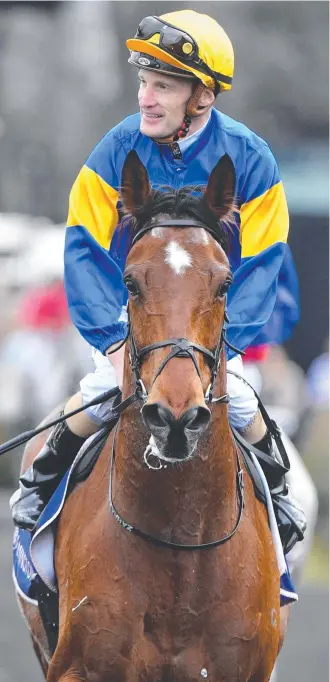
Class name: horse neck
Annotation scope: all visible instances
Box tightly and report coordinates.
[111,349,239,545]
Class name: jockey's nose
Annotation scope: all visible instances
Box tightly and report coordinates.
[138,84,157,108]
[142,402,210,459]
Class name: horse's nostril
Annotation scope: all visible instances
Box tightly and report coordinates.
[182,407,210,433]
[142,403,174,430]
[142,403,210,438]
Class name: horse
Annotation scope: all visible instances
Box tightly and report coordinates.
[16,150,290,681]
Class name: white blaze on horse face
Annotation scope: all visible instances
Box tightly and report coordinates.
[164,240,192,275]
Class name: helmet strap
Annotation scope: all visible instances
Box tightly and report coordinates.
[173,113,192,141]
[173,82,207,141]
[152,82,208,145]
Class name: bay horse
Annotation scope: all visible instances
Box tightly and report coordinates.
[16,151,289,681]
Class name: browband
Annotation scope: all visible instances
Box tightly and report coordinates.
[131,219,223,247]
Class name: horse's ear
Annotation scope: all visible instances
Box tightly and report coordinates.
[121,150,151,216]
[203,154,236,219]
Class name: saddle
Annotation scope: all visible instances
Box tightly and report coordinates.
[71,425,111,484]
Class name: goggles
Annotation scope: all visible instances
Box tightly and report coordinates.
[134,16,232,94]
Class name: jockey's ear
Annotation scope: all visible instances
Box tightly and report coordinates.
[203,154,236,220]
[121,150,151,216]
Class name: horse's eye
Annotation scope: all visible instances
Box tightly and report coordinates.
[217,278,232,299]
[124,277,140,298]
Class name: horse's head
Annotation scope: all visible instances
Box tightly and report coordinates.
[120,151,235,464]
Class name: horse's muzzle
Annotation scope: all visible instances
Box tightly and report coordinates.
[141,402,210,460]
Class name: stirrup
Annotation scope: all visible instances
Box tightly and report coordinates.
[272,486,307,555]
[265,432,307,555]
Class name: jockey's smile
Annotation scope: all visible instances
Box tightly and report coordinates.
[138,70,193,140]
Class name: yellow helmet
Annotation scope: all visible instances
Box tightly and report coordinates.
[126,10,234,94]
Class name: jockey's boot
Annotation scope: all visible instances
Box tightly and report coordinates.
[255,423,307,555]
[10,415,86,532]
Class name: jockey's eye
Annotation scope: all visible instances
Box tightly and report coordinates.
[216,278,232,299]
[124,276,140,298]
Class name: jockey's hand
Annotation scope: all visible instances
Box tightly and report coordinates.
[105,342,126,389]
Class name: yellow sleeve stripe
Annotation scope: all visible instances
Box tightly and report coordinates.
[67,165,119,250]
[240,181,289,258]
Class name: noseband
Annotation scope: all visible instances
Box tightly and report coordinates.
[129,327,229,406]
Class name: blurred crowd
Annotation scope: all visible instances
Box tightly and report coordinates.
[0,214,93,481]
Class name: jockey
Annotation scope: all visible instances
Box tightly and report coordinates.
[11,9,306,552]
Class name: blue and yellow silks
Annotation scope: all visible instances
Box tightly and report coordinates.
[64,107,298,356]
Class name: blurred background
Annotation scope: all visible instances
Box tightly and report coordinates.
[0,1,328,680]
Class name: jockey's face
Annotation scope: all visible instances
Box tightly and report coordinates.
[138,69,194,140]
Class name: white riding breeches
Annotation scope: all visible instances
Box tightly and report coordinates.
[80,347,119,425]
[80,349,258,429]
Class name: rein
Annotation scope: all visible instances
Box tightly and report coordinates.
[1,217,246,550]
[109,422,245,551]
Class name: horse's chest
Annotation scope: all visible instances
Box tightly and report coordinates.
[130,605,261,682]
[71,587,258,682]
[93,598,260,682]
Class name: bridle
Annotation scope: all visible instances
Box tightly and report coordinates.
[119,219,242,405]
[129,315,230,406]
[108,218,245,550]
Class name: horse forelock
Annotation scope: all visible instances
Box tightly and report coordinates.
[120,185,235,254]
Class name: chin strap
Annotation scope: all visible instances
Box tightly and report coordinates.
[173,113,192,141]
[155,82,207,145]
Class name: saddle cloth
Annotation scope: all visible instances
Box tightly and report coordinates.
[13,430,298,607]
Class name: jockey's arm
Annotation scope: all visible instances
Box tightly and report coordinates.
[64,131,129,356]
[225,143,294,357]
[105,340,125,388]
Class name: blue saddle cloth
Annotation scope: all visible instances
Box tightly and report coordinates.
[13,467,72,602]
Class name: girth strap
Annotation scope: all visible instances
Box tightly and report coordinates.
[231,427,288,490]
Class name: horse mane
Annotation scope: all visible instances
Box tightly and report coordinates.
[120,185,236,254]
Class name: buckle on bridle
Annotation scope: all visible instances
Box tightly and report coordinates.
[205,383,229,404]
[136,379,148,400]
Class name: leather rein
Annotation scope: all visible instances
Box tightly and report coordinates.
[108,218,246,550]
[0,218,247,550]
